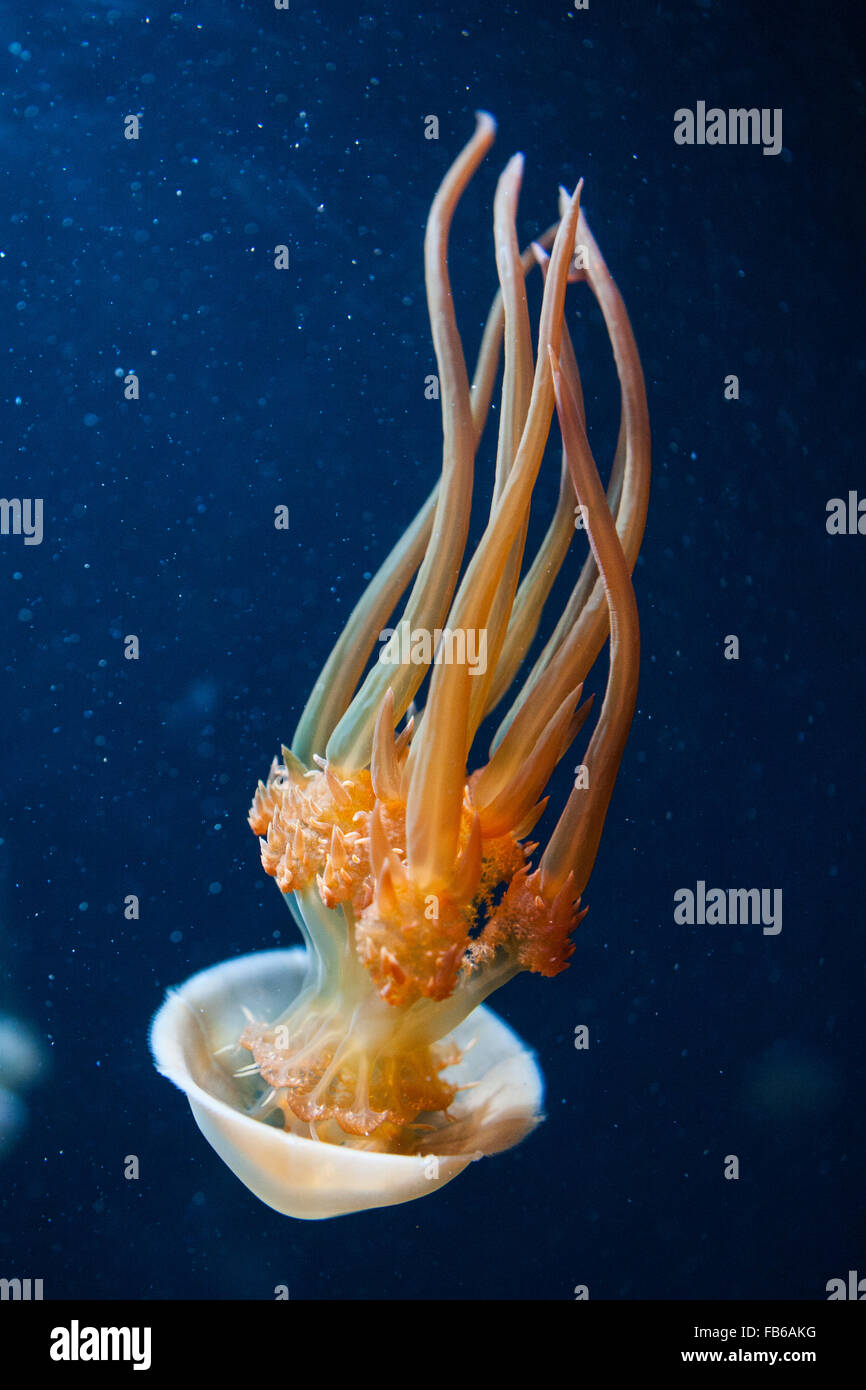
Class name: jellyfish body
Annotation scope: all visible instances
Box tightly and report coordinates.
[149,948,544,1218]
[151,113,650,1217]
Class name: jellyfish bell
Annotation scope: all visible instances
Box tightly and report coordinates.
[149,947,544,1219]
[151,112,649,1219]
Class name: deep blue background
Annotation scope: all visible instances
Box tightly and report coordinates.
[0,0,863,1299]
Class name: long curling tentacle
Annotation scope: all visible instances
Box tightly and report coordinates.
[540,347,640,901]
[295,217,560,765]
[325,112,496,772]
[404,183,583,891]
[492,202,650,754]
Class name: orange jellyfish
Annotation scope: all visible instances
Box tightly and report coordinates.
[151,112,650,1218]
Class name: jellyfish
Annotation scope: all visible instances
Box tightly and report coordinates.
[151,113,650,1219]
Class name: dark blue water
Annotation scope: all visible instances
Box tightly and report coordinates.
[1,0,863,1299]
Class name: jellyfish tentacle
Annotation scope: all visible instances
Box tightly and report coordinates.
[475,678,595,813]
[493,204,650,754]
[404,183,582,892]
[467,153,536,738]
[325,112,496,773]
[295,218,560,766]
[369,689,404,804]
[491,154,534,498]
[470,220,559,447]
[480,244,588,720]
[539,347,640,902]
[293,486,437,765]
[474,327,599,784]
[472,683,592,839]
[449,811,482,902]
[480,449,577,719]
